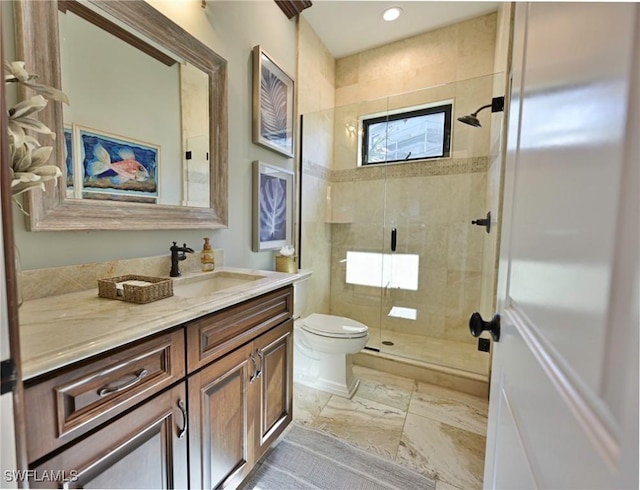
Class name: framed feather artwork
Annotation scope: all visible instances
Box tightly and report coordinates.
[252,161,294,252]
[252,46,295,158]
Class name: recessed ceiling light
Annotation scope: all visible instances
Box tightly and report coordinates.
[382,7,402,22]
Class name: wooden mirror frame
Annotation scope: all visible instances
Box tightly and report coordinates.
[13,0,228,231]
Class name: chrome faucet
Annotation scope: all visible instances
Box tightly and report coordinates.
[170,241,194,277]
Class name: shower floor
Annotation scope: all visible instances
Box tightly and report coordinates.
[366,329,490,376]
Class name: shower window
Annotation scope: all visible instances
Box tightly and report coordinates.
[359,101,452,165]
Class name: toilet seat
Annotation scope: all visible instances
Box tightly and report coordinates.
[299,313,368,339]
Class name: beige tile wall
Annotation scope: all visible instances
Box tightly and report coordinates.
[297,18,336,316]
[299,12,501,373]
[335,13,498,107]
[330,171,487,346]
[19,250,223,301]
[480,4,513,323]
[327,12,498,360]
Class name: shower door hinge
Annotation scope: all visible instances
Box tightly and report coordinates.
[0,358,17,395]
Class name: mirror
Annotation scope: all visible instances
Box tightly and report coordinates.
[14,0,228,230]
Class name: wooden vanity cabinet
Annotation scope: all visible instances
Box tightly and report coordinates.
[253,319,293,461]
[186,286,292,373]
[22,285,293,490]
[188,342,255,489]
[187,286,293,489]
[30,383,189,489]
[24,329,186,463]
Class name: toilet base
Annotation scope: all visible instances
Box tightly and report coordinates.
[296,373,361,399]
[294,349,361,399]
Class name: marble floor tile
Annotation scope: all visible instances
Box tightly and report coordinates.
[353,365,416,411]
[409,381,488,436]
[310,394,406,459]
[397,412,486,489]
[292,366,487,489]
[293,382,332,426]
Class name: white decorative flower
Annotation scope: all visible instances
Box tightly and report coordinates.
[4,61,69,201]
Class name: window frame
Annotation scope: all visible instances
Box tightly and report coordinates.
[359,102,453,166]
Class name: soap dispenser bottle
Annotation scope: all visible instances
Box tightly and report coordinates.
[200,237,215,272]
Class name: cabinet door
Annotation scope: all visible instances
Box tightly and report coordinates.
[253,319,293,459]
[188,343,255,490]
[31,383,189,489]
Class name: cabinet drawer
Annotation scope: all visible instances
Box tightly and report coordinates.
[31,383,188,489]
[186,286,292,373]
[24,328,185,463]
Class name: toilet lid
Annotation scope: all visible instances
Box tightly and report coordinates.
[300,313,369,338]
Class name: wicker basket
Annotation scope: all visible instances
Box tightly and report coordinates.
[98,275,173,304]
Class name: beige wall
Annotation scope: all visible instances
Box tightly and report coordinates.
[335,12,498,106]
[296,17,335,316]
[327,12,499,358]
[4,1,298,271]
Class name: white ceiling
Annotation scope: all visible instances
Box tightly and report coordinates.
[301,1,500,59]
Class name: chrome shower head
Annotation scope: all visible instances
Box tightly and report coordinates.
[456,96,505,128]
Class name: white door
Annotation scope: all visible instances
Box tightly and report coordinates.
[484,3,639,489]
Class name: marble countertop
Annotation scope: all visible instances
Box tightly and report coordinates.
[19,267,311,381]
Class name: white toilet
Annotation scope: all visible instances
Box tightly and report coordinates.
[293,276,369,398]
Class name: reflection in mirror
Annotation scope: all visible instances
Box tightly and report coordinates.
[180,64,210,208]
[14,0,227,230]
[58,2,210,207]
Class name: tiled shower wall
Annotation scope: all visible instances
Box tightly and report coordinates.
[328,14,498,355]
[480,3,513,319]
[329,163,488,346]
[298,12,500,373]
[297,17,335,317]
[334,12,498,107]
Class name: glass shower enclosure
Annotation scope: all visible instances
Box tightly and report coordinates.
[300,73,504,379]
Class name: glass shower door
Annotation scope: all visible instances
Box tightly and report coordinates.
[327,97,390,353]
[376,74,502,377]
[300,73,502,379]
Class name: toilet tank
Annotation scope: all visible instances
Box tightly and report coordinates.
[293,277,309,320]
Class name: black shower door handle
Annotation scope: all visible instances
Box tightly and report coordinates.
[391,228,397,252]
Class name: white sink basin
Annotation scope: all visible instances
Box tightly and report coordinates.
[173,271,265,297]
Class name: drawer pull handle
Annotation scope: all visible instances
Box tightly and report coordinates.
[177,399,187,439]
[256,350,264,378]
[249,354,258,383]
[97,369,148,397]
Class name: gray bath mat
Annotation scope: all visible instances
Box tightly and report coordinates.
[240,424,436,489]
